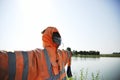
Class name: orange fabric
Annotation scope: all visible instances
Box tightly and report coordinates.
[42,27,61,75]
[27,49,49,80]
[12,49,71,80]
[0,52,9,80]
[57,49,72,79]
[0,49,47,80]
[57,49,72,67]
[42,26,60,48]
[60,73,66,80]
[0,26,72,80]
[15,51,24,80]
[66,51,72,66]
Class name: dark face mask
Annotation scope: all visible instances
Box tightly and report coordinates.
[52,32,61,46]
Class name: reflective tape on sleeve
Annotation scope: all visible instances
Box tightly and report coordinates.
[22,51,28,80]
[7,52,16,80]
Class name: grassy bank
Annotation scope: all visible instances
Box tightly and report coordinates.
[100,54,120,57]
[72,54,120,57]
[70,69,100,80]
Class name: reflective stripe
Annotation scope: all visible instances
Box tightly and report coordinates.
[22,51,28,80]
[60,68,66,80]
[58,50,66,80]
[44,49,61,80]
[7,52,16,80]
[62,76,66,80]
[44,49,54,79]
[44,49,66,80]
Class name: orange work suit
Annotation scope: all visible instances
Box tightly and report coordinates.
[0,27,72,80]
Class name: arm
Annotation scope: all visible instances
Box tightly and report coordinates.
[66,49,72,78]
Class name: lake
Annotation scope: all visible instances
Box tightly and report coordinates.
[70,57,120,80]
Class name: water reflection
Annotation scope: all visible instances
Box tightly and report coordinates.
[72,56,100,61]
[71,57,120,80]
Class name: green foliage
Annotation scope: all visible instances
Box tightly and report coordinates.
[67,47,71,51]
[80,68,88,80]
[72,50,100,56]
[80,69,84,80]
[92,72,100,80]
[71,69,100,80]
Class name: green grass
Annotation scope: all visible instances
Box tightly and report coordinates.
[100,54,120,57]
[91,72,100,80]
[70,69,100,80]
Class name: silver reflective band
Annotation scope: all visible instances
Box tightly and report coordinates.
[44,49,66,80]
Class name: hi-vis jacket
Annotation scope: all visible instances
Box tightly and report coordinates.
[0,27,72,80]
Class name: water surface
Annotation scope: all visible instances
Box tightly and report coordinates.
[71,57,120,80]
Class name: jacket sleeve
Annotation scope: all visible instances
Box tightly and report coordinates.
[67,51,72,66]
[67,66,72,77]
[67,51,72,77]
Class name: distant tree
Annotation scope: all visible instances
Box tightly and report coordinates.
[66,47,71,51]
[71,49,100,56]
[74,51,78,55]
[113,52,120,54]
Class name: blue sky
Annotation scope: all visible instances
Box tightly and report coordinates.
[0,0,120,54]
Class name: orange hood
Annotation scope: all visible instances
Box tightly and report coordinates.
[42,26,61,48]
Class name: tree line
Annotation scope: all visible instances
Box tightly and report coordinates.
[66,47,100,55]
[112,52,120,54]
[72,50,100,55]
[67,47,120,56]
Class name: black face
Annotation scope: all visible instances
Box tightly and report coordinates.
[52,32,61,46]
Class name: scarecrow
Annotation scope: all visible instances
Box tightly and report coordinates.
[0,26,72,80]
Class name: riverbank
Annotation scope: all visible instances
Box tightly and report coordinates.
[72,54,120,57]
